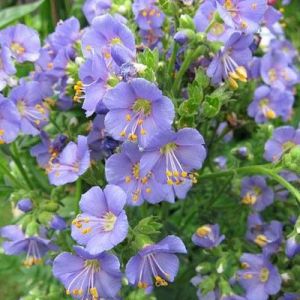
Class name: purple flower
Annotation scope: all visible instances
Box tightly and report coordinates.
[263,6,282,31]
[47,135,90,186]
[17,198,33,212]
[106,142,169,206]
[216,0,267,33]
[270,39,297,64]
[0,24,40,62]
[246,214,282,255]
[0,225,57,267]
[77,53,109,116]
[0,46,16,90]
[237,253,282,300]
[214,156,227,169]
[140,128,206,201]
[71,185,128,255]
[279,293,300,300]
[0,94,20,144]
[139,28,163,49]
[241,176,274,212]
[83,0,112,23]
[192,224,225,249]
[125,235,187,289]
[53,246,122,299]
[87,114,119,161]
[247,85,294,123]
[46,17,81,59]
[264,126,300,162]
[285,236,300,258]
[132,0,165,30]
[103,78,175,147]
[81,14,136,66]
[194,0,234,42]
[260,52,298,90]
[207,32,252,88]
[30,131,67,169]
[9,81,49,136]
[50,215,67,231]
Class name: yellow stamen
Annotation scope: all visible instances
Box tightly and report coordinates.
[81,227,92,234]
[155,276,168,287]
[255,234,268,247]
[196,225,211,237]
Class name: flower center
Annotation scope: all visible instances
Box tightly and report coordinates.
[84,259,100,272]
[196,225,211,237]
[111,37,121,45]
[211,23,225,36]
[17,100,26,115]
[255,234,268,247]
[102,211,117,232]
[132,98,152,116]
[283,141,295,152]
[260,267,270,282]
[10,42,25,55]
[132,163,140,179]
[160,142,177,154]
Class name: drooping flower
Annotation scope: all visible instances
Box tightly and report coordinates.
[50,215,67,231]
[260,52,298,90]
[53,246,122,299]
[236,253,282,300]
[263,126,300,162]
[140,128,206,201]
[46,17,81,59]
[106,142,169,206]
[77,53,109,116]
[279,293,300,300]
[30,131,68,169]
[240,176,274,212]
[247,85,294,123]
[0,94,20,144]
[71,185,128,255]
[103,78,175,147]
[0,46,16,91]
[17,198,33,212]
[285,236,300,258]
[125,235,187,290]
[87,114,119,161]
[0,24,40,62]
[132,0,165,31]
[207,32,252,88]
[81,14,136,68]
[83,0,112,23]
[9,81,49,136]
[47,135,90,186]
[216,0,268,34]
[0,225,57,267]
[192,224,225,249]
[246,214,282,255]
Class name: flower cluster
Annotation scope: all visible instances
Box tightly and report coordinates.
[0,0,300,299]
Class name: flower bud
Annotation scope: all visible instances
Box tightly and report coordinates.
[17,198,33,212]
[50,215,67,231]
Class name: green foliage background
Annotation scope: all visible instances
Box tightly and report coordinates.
[0,0,300,299]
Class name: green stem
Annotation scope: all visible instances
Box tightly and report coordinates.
[0,160,25,188]
[10,143,34,190]
[166,42,179,89]
[172,45,205,96]
[199,165,300,204]
[75,179,82,215]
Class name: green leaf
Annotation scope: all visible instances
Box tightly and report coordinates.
[202,96,221,118]
[0,0,45,29]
